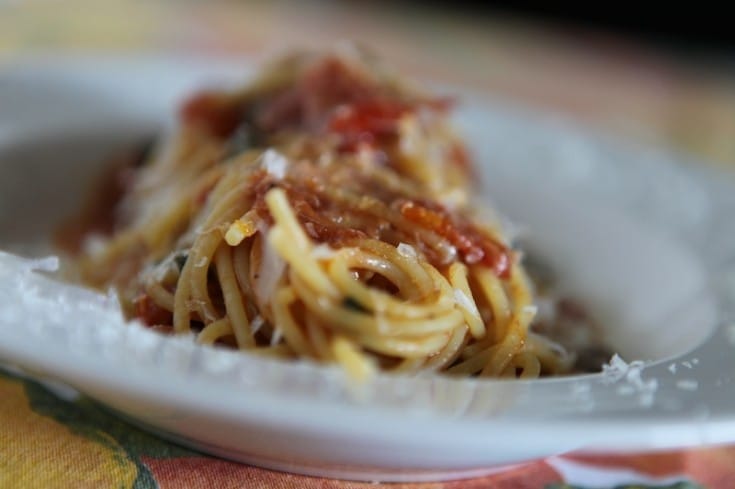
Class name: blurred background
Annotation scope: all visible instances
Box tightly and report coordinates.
[1,0,733,168]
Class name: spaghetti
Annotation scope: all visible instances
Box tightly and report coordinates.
[66,48,576,378]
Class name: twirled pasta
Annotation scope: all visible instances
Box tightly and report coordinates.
[65,47,576,379]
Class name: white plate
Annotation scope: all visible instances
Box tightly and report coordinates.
[1,56,735,482]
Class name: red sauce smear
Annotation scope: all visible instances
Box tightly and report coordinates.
[180,91,242,138]
[179,56,456,153]
[247,168,510,277]
[448,142,472,171]
[399,200,511,278]
[251,171,370,245]
[327,99,411,152]
[134,293,173,326]
[256,57,380,134]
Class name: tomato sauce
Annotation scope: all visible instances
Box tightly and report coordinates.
[327,99,411,152]
[134,293,173,326]
[180,91,243,138]
[399,200,510,277]
[246,167,510,277]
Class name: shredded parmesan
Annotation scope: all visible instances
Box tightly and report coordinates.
[311,244,336,260]
[270,327,283,346]
[397,242,418,259]
[601,354,630,383]
[676,379,699,391]
[254,232,286,307]
[602,354,658,406]
[261,149,288,179]
[26,256,60,273]
[453,289,481,319]
[250,315,265,334]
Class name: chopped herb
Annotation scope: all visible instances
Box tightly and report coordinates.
[133,137,157,168]
[343,297,367,312]
[224,105,266,159]
[174,253,188,270]
[225,124,255,159]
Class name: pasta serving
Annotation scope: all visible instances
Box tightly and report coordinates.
[62,48,582,379]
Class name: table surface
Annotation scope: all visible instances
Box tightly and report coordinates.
[1,1,734,487]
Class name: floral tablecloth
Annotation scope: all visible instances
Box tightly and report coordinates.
[1,368,733,488]
[1,1,735,488]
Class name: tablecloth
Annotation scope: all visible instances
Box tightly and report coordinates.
[2,368,733,488]
[1,1,735,488]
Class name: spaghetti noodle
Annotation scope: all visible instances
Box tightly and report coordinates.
[66,48,577,378]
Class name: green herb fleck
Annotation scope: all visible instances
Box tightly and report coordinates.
[343,297,367,313]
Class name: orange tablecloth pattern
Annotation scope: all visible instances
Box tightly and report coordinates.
[2,2,735,488]
[2,368,734,488]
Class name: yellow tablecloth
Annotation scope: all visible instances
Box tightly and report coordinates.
[2,369,735,488]
[1,2,735,487]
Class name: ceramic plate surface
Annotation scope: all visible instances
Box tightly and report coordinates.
[1,56,735,482]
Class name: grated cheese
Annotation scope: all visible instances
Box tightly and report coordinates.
[676,379,699,391]
[311,244,336,260]
[453,289,481,319]
[397,242,418,259]
[261,149,288,179]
